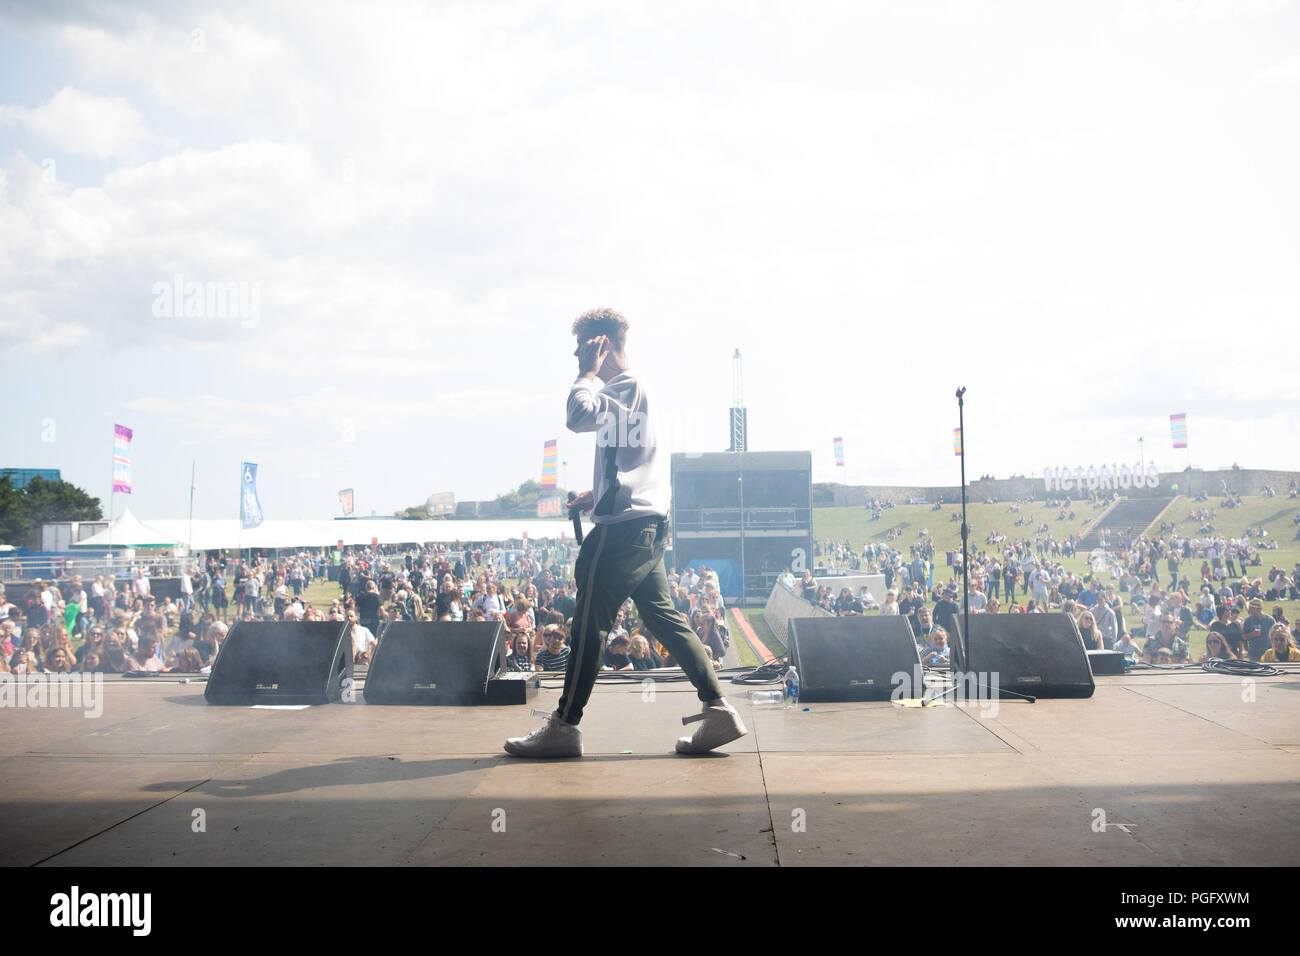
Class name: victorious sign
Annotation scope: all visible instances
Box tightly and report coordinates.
[1043,462,1159,492]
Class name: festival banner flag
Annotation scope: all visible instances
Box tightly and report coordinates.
[339,488,354,516]
[1170,413,1188,449]
[542,439,558,489]
[953,427,963,456]
[112,424,133,493]
[240,462,264,530]
[833,437,845,467]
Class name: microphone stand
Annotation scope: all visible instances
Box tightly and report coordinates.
[958,386,969,675]
[925,386,1035,706]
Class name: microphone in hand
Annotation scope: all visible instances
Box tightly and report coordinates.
[567,492,584,544]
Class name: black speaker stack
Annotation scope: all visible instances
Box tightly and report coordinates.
[204,620,538,706]
[785,611,1100,701]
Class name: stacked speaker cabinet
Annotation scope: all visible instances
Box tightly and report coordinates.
[671,450,812,602]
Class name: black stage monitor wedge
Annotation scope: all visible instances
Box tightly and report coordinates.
[205,621,353,705]
[786,616,922,701]
[951,613,1096,698]
[1086,649,1128,676]
[365,621,507,705]
[487,671,541,705]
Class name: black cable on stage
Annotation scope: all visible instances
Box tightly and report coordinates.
[1123,658,1300,675]
[1201,657,1287,677]
[728,658,789,685]
[533,666,754,687]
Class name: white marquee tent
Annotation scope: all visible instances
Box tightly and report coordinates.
[68,507,182,548]
[73,516,578,552]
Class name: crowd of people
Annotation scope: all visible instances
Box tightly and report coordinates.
[780,508,1300,666]
[334,545,737,673]
[4,483,1298,677]
[0,539,739,679]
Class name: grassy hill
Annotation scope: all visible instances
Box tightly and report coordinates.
[812,500,1111,563]
[813,496,1300,570]
[1161,495,1300,551]
[809,496,1300,660]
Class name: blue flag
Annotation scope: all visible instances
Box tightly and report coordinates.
[241,462,264,529]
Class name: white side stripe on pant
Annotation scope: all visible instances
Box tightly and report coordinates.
[560,523,607,723]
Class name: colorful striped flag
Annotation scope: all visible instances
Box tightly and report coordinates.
[1170,413,1188,449]
[112,424,133,493]
[833,437,844,467]
[542,439,558,489]
[953,428,963,456]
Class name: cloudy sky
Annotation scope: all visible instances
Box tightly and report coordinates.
[2,0,1297,520]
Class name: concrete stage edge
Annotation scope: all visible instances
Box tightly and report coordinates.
[2,670,1297,866]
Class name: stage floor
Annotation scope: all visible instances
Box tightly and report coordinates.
[3,670,1298,866]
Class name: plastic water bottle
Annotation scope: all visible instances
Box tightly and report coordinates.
[750,689,783,706]
[783,666,800,710]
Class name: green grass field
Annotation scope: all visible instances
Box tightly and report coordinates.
[813,500,1109,564]
[809,495,1300,661]
[738,606,784,658]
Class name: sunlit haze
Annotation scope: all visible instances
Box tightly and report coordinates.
[2,0,1297,519]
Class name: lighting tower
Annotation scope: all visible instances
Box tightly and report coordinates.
[729,349,747,452]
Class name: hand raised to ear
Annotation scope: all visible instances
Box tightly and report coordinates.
[576,335,609,375]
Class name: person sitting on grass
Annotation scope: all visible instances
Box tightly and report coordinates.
[1167,592,1195,638]
[1199,632,1236,663]
[1142,613,1190,664]
[172,647,205,673]
[126,635,168,673]
[1077,610,1103,650]
[1195,586,1216,627]
[195,622,226,664]
[919,627,951,666]
[1115,632,1140,660]
[1260,624,1300,663]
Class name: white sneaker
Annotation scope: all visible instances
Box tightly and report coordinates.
[676,701,748,754]
[504,710,583,758]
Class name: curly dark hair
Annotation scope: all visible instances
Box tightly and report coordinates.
[571,308,630,353]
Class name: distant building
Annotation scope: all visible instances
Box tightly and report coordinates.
[1,468,61,489]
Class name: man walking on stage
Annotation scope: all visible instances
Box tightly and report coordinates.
[504,308,747,757]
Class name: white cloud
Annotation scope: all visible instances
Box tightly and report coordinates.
[1253,51,1300,85]
[0,0,1297,514]
[0,86,157,159]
